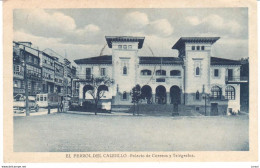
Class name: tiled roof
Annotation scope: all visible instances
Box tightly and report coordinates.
[210,57,241,65]
[74,55,112,64]
[139,57,183,65]
[105,36,145,49]
[172,37,220,49]
[74,55,240,66]
[74,55,183,65]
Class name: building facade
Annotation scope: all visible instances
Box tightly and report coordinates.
[13,42,42,97]
[39,51,55,93]
[13,41,78,98]
[74,36,248,115]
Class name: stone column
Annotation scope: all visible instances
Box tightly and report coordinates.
[166,92,170,104]
[152,94,156,104]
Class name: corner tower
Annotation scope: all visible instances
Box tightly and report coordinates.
[172,37,220,105]
[105,36,145,105]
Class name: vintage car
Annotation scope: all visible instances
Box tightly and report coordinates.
[13,94,39,113]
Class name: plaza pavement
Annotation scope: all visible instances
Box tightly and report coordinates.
[13,112,249,152]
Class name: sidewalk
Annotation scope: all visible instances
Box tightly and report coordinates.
[13,108,58,117]
[65,111,134,116]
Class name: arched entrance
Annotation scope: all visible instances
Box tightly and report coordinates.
[141,85,152,104]
[155,85,166,104]
[97,85,109,99]
[83,85,94,99]
[170,85,181,104]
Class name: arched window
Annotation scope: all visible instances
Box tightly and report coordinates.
[122,91,127,100]
[196,67,200,75]
[141,69,152,76]
[156,70,166,76]
[211,86,222,99]
[196,91,199,100]
[225,86,235,100]
[123,66,127,75]
[170,70,181,76]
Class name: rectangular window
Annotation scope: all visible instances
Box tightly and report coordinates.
[123,45,127,49]
[86,68,91,79]
[192,46,195,50]
[34,58,38,64]
[196,46,200,50]
[128,45,132,49]
[101,68,106,76]
[123,66,127,75]
[201,46,205,50]
[214,69,219,77]
[118,45,122,49]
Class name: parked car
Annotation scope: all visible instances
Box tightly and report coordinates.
[13,94,39,113]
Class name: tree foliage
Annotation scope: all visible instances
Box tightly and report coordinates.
[82,76,114,115]
[130,84,142,115]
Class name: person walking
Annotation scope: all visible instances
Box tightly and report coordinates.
[60,96,64,112]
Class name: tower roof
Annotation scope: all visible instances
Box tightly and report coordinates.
[105,36,145,49]
[172,37,220,50]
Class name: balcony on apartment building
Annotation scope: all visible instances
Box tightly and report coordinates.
[13,71,24,79]
[225,76,248,84]
[13,87,25,94]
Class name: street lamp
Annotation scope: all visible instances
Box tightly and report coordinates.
[202,93,208,116]
[21,59,30,116]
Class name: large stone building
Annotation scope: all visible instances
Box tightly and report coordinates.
[74,36,248,115]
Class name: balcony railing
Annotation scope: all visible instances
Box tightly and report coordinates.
[13,71,24,79]
[13,87,25,94]
[225,76,248,83]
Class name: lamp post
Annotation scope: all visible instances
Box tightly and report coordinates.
[22,60,30,116]
[202,93,208,116]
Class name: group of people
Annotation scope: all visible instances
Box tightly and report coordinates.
[58,96,72,112]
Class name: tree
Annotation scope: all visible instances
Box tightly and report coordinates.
[130,84,142,115]
[82,76,114,115]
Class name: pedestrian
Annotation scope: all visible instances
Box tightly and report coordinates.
[60,96,64,112]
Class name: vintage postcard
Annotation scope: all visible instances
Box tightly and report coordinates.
[3,0,258,162]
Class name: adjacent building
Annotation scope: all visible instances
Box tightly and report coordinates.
[39,51,55,93]
[13,41,78,98]
[13,42,42,97]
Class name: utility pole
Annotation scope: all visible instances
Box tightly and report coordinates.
[23,51,30,116]
[202,85,207,116]
[204,94,207,116]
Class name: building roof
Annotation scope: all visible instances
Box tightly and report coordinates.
[139,57,183,65]
[172,37,220,50]
[74,55,112,64]
[74,55,240,66]
[105,36,145,49]
[210,57,241,65]
[74,55,183,65]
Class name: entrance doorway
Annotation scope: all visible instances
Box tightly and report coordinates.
[170,85,181,104]
[83,85,94,99]
[141,85,152,104]
[155,85,166,104]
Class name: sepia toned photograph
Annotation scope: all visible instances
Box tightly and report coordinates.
[2,0,258,163]
[12,8,249,152]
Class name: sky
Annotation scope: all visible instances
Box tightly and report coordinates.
[13,8,248,64]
